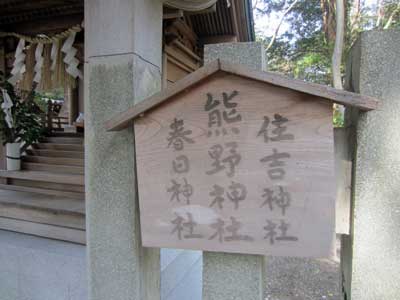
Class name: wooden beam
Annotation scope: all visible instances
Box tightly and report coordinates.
[166,54,193,73]
[229,0,240,39]
[168,19,198,45]
[172,39,201,62]
[163,9,184,20]
[0,4,83,26]
[2,14,83,35]
[162,53,168,89]
[164,45,198,70]
[234,0,251,42]
[219,60,379,110]
[201,35,238,45]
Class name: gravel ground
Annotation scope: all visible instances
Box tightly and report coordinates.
[264,257,341,300]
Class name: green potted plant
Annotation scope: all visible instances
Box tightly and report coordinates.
[0,75,45,171]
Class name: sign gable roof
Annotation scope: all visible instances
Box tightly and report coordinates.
[105,59,379,131]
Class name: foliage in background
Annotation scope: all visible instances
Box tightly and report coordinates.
[254,0,400,126]
[255,0,332,83]
[0,72,46,145]
[34,88,64,113]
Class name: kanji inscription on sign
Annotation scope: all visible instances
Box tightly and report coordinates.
[134,73,335,258]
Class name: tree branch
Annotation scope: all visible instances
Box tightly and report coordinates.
[384,3,400,29]
[376,0,384,28]
[350,0,361,32]
[265,0,300,52]
[332,0,345,90]
[252,0,259,10]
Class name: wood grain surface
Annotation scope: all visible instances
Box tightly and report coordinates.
[134,73,336,258]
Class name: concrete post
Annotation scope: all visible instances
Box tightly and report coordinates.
[84,1,162,300]
[204,42,267,71]
[202,42,266,300]
[345,30,400,300]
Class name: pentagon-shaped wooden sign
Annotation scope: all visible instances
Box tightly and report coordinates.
[106,60,377,257]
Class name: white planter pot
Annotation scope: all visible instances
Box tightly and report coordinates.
[6,142,21,171]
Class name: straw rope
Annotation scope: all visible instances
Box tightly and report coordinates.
[0,24,82,44]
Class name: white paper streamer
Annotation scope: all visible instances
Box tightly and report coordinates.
[50,40,59,71]
[1,89,14,129]
[63,47,77,63]
[61,32,83,79]
[8,39,26,86]
[33,43,44,84]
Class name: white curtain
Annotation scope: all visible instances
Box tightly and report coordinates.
[164,0,218,11]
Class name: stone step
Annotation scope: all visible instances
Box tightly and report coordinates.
[26,149,84,159]
[0,184,84,199]
[0,170,84,186]
[22,162,84,175]
[33,143,84,152]
[48,132,83,137]
[0,217,85,244]
[7,178,84,193]
[42,137,84,144]
[0,189,85,230]
[23,155,84,167]
[52,121,69,125]
[0,188,85,243]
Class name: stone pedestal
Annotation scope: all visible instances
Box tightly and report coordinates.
[345,30,400,300]
[84,1,162,299]
[203,252,265,300]
[204,42,266,71]
[203,42,266,300]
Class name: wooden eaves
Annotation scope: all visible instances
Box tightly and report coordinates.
[105,59,379,131]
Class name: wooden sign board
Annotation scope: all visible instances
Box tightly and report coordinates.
[134,72,336,258]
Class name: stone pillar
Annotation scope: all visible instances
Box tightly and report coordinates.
[202,42,266,300]
[84,1,162,300]
[204,42,266,71]
[346,30,400,300]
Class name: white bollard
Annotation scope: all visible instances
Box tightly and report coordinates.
[6,142,20,171]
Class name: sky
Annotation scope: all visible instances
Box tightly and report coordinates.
[252,0,379,39]
[253,1,289,37]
